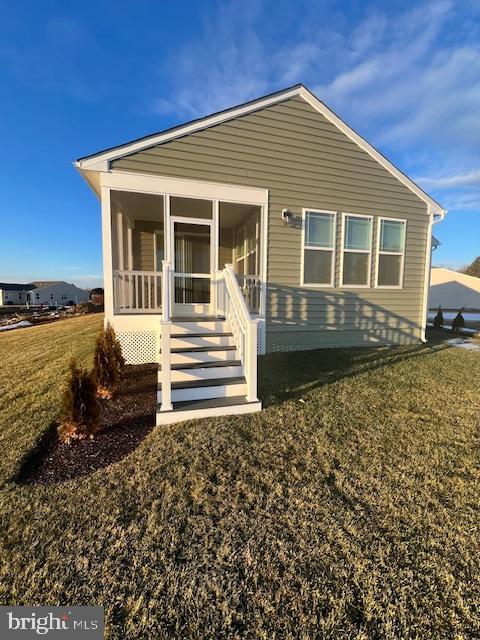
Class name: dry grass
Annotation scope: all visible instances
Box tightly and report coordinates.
[1,318,480,639]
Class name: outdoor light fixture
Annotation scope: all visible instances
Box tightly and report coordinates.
[281,208,294,226]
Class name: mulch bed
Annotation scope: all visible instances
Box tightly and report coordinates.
[17,364,158,485]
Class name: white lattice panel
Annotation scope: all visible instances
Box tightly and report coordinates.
[116,331,157,365]
[256,319,266,355]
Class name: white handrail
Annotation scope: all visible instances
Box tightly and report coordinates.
[159,260,172,412]
[161,261,171,322]
[223,264,258,402]
[235,273,262,314]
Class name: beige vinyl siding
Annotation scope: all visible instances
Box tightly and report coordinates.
[113,96,429,351]
[132,221,158,271]
[218,228,233,270]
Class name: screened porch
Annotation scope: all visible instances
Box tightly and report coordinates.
[110,189,264,316]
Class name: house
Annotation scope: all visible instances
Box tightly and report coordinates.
[0,283,35,306]
[429,268,480,311]
[75,84,445,425]
[0,281,89,306]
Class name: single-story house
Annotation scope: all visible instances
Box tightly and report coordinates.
[429,268,480,311]
[0,283,35,306]
[0,281,89,306]
[75,83,445,425]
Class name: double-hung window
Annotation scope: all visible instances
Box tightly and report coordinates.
[341,213,373,286]
[302,210,336,286]
[376,218,406,287]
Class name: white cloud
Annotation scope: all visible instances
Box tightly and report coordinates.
[146,0,480,214]
[417,170,480,188]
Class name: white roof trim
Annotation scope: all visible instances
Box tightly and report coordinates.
[75,84,445,216]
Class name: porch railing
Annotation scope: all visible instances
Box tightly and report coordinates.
[235,274,262,315]
[223,264,258,403]
[113,269,264,316]
[113,270,162,313]
[159,260,172,413]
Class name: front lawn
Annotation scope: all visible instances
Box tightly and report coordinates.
[1,317,480,639]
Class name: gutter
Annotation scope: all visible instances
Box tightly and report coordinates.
[421,207,447,342]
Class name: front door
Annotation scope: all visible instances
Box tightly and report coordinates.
[171,217,213,316]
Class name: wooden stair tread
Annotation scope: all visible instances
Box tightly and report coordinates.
[167,360,241,371]
[159,376,246,390]
[170,345,236,353]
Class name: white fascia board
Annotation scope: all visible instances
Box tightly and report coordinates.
[75,84,445,217]
[75,86,301,170]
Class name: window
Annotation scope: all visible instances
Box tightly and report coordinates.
[341,214,373,286]
[61,293,67,300]
[302,210,336,285]
[376,218,406,287]
[234,214,259,276]
[35,293,39,299]
[154,231,164,271]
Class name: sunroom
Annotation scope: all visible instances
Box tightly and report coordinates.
[105,175,267,320]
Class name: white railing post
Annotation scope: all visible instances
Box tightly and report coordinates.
[246,319,258,402]
[159,260,172,412]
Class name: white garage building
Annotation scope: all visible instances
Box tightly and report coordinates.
[429,268,480,311]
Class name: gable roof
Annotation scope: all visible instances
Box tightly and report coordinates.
[75,83,445,217]
[0,282,35,291]
[30,280,64,289]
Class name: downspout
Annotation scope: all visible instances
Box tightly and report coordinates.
[420,206,447,342]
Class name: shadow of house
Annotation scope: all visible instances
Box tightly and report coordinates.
[266,283,423,351]
[258,337,449,407]
[256,284,452,406]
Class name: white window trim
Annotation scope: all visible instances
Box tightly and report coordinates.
[340,212,374,288]
[301,209,336,287]
[374,216,407,290]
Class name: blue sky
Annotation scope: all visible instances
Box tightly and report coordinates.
[0,0,478,288]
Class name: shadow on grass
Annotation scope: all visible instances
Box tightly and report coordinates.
[258,333,452,408]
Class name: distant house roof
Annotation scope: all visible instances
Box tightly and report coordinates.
[29,281,64,289]
[0,282,35,291]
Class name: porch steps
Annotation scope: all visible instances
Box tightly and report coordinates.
[156,396,261,425]
[156,319,261,425]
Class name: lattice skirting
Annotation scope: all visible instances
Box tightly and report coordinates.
[116,330,157,365]
[256,319,266,355]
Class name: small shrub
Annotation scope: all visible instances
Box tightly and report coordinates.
[92,322,125,398]
[452,308,466,332]
[105,322,125,373]
[58,359,100,443]
[433,306,444,330]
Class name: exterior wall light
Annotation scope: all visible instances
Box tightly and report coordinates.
[282,208,294,226]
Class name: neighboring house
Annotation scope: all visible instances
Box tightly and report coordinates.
[0,281,89,306]
[0,283,35,305]
[429,268,480,311]
[75,83,445,425]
